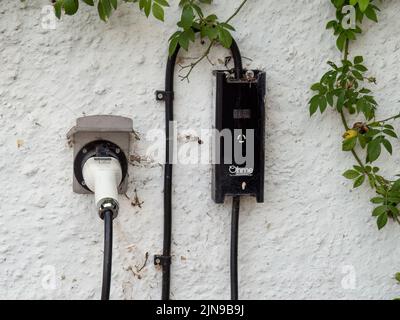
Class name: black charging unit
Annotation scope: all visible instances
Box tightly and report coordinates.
[156,34,264,300]
[212,70,266,204]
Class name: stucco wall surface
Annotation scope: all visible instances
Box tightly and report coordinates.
[0,0,400,300]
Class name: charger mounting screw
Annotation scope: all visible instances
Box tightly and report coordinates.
[245,70,256,82]
[154,255,171,268]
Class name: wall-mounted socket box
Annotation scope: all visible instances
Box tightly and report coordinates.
[212,70,266,204]
[67,115,133,194]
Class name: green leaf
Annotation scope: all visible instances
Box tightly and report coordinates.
[217,25,232,48]
[336,90,346,111]
[373,205,387,217]
[392,179,400,192]
[367,138,381,163]
[82,0,94,5]
[358,0,370,12]
[382,139,393,155]
[364,6,378,22]
[358,134,367,149]
[101,0,112,19]
[64,0,79,15]
[309,96,319,116]
[395,273,400,283]
[368,174,376,188]
[354,56,363,64]
[178,32,190,51]
[332,0,346,8]
[354,175,365,188]
[377,212,388,230]
[342,137,357,151]
[388,206,399,217]
[152,3,164,21]
[326,20,337,29]
[180,5,194,29]
[383,129,398,138]
[353,165,364,173]
[311,83,323,91]
[168,35,179,56]
[110,0,117,10]
[326,92,334,107]
[98,0,107,21]
[219,22,235,31]
[343,170,360,180]
[144,0,152,17]
[336,32,347,52]
[354,64,368,72]
[319,95,327,113]
[54,1,63,19]
[371,197,384,204]
[352,70,364,81]
[154,0,169,6]
[202,25,218,41]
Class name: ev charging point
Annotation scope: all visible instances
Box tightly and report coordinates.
[67,115,133,300]
[67,115,133,218]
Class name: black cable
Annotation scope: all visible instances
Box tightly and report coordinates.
[160,38,243,301]
[101,210,113,300]
[231,196,240,300]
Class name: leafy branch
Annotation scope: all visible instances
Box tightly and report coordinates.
[174,0,248,81]
[309,0,400,230]
[51,0,170,22]
[47,0,247,80]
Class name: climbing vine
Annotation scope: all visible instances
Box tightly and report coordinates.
[309,0,400,230]
[40,0,247,79]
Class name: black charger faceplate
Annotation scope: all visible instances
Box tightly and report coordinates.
[212,70,266,204]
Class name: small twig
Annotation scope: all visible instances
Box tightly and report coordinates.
[125,190,144,208]
[225,0,248,24]
[132,189,144,208]
[372,113,400,124]
[136,252,149,273]
[179,40,215,82]
[206,55,215,66]
[127,266,141,280]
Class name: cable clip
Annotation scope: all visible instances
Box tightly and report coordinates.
[154,255,171,268]
[155,90,174,102]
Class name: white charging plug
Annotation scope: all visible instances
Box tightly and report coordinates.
[82,157,122,219]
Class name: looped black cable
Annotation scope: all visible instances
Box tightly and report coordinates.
[101,210,113,300]
[159,36,244,300]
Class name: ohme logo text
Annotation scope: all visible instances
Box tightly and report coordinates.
[229,166,254,177]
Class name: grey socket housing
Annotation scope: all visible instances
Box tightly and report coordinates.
[67,115,133,194]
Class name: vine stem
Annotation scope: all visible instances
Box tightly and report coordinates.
[179,0,248,81]
[340,109,367,172]
[340,39,367,174]
[226,0,248,24]
[372,113,400,124]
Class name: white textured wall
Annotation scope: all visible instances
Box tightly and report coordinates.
[1,0,400,300]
